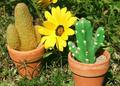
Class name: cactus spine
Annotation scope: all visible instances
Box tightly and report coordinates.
[68,18,105,64]
[6,3,41,51]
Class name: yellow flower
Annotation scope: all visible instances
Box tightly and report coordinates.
[38,0,57,7]
[36,6,77,51]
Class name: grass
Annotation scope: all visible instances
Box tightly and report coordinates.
[0,0,120,86]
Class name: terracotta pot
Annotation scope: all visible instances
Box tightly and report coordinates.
[7,44,45,80]
[68,51,110,86]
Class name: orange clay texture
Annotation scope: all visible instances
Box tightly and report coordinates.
[6,3,41,51]
[6,24,20,50]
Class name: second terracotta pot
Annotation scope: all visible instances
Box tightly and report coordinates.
[68,51,110,86]
[7,44,45,80]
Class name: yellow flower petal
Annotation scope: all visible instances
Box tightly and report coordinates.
[67,17,77,27]
[52,0,58,3]
[45,11,52,20]
[62,40,67,47]
[38,0,48,3]
[64,28,75,35]
[38,0,57,8]
[62,11,72,26]
[61,34,68,40]
[56,6,60,12]
[64,11,72,20]
[56,37,66,51]
[51,7,56,16]
[52,6,61,24]
[45,35,56,49]
[41,36,49,43]
[61,7,67,16]
[45,10,58,25]
[36,25,52,35]
[43,21,56,30]
[60,7,67,25]
[38,6,77,51]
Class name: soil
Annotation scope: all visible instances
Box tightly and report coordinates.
[95,55,106,64]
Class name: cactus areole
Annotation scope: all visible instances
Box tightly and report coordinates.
[68,18,105,64]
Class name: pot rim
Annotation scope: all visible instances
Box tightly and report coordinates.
[7,43,44,54]
[68,50,110,66]
[68,50,110,77]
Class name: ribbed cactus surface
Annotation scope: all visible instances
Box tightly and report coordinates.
[6,3,41,51]
[68,18,105,64]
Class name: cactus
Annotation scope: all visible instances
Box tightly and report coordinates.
[6,3,41,51]
[6,24,20,50]
[35,27,41,44]
[68,18,105,64]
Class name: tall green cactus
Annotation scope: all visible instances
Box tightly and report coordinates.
[68,18,105,64]
[6,3,41,51]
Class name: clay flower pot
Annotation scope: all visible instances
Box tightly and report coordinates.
[68,51,110,86]
[7,44,45,80]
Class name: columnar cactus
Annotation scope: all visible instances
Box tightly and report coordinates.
[6,24,20,50]
[68,18,105,64]
[6,3,41,51]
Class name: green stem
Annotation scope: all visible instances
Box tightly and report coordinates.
[30,0,43,21]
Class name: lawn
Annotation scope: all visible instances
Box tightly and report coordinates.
[0,0,120,86]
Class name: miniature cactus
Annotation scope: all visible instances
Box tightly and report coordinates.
[6,3,41,51]
[6,24,20,50]
[68,18,105,64]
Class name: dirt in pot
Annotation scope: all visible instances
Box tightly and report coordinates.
[95,55,106,64]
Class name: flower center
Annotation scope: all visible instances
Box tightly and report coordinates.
[56,25,64,36]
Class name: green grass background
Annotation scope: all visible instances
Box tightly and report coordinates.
[0,0,120,86]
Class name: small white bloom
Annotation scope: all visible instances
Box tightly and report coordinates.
[97,34,100,37]
[86,51,88,54]
[72,53,75,57]
[83,40,86,44]
[81,29,85,33]
[101,28,104,31]
[100,43,104,45]
[72,45,75,48]
[77,47,80,50]
[94,42,97,45]
[76,40,79,43]
[76,23,78,26]
[85,59,89,62]
[69,47,71,50]
[75,30,77,34]
[75,50,78,54]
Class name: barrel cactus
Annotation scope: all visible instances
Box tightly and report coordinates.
[68,18,105,64]
[6,3,41,51]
